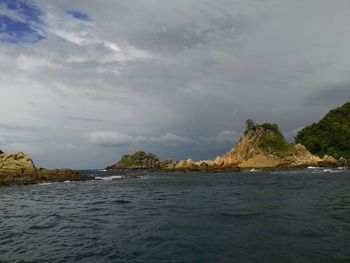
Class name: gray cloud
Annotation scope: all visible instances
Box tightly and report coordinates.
[304,83,350,108]
[88,131,193,147]
[1,0,350,168]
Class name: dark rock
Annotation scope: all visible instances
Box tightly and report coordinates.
[106,151,161,169]
[106,151,178,170]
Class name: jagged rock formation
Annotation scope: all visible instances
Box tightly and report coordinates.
[106,151,177,170]
[109,122,339,172]
[296,102,350,159]
[0,151,90,186]
[175,123,335,170]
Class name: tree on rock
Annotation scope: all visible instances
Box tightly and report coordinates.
[245,119,256,130]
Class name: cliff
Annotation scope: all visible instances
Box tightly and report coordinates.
[0,151,90,185]
[174,123,334,170]
[296,102,350,159]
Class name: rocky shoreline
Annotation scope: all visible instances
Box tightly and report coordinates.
[0,152,93,186]
[1,116,348,186]
[107,122,342,172]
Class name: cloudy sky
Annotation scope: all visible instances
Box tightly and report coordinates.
[0,0,350,169]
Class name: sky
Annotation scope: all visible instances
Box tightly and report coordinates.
[0,0,350,169]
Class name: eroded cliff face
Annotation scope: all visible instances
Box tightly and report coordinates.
[0,151,89,185]
[0,152,39,183]
[174,127,334,170]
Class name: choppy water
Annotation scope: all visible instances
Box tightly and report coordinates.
[1,168,350,263]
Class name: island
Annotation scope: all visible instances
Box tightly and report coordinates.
[107,120,338,172]
[106,151,177,170]
[2,102,348,185]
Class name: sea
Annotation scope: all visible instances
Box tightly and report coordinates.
[1,167,350,263]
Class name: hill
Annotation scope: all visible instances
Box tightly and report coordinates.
[175,121,328,170]
[295,102,350,159]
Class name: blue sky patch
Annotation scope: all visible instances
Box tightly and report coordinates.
[0,0,45,43]
[67,10,91,21]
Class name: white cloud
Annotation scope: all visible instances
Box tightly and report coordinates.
[43,8,153,63]
[1,0,350,168]
[0,3,26,23]
[17,54,62,71]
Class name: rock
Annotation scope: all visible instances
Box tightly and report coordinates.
[175,122,327,170]
[37,168,86,182]
[109,121,336,172]
[0,151,91,186]
[320,155,337,165]
[159,159,178,169]
[107,151,178,170]
[107,151,161,169]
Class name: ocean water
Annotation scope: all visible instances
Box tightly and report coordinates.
[1,168,350,263]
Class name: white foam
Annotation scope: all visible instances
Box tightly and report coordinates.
[95,175,124,181]
[98,169,107,172]
[307,166,318,169]
[323,169,343,173]
[38,182,59,186]
[38,182,53,186]
[271,171,288,174]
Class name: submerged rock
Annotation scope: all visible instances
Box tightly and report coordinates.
[0,151,91,186]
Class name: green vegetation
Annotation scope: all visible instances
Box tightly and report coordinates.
[245,119,256,130]
[112,151,160,169]
[259,123,294,157]
[245,119,294,157]
[295,102,350,159]
[119,151,158,166]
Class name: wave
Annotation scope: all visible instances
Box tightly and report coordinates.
[246,168,259,172]
[95,175,124,181]
[38,182,56,186]
[323,169,343,173]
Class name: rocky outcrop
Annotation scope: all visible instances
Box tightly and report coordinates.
[0,151,90,186]
[109,122,339,172]
[174,123,335,170]
[107,151,160,169]
[106,151,177,170]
